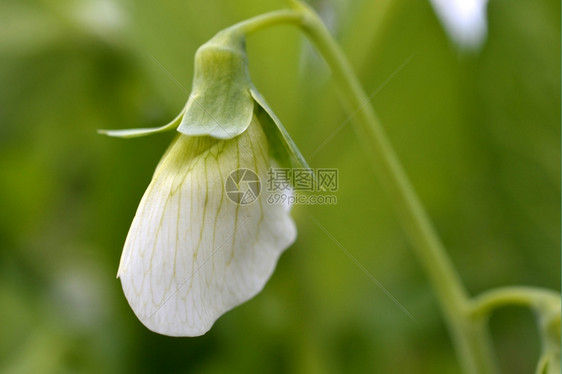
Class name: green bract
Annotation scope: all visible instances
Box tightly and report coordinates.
[99,30,309,171]
[177,31,253,139]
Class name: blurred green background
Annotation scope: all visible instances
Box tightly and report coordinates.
[0,0,559,373]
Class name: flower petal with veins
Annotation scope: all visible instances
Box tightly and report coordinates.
[117,114,296,336]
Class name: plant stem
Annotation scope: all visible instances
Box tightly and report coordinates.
[291,4,498,374]
[227,4,499,374]
[225,10,303,35]
[470,287,561,320]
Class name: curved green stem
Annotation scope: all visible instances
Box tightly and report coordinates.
[470,287,561,374]
[225,9,302,35]
[470,287,560,320]
[284,3,497,373]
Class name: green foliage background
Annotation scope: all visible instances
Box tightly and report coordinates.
[0,0,559,373]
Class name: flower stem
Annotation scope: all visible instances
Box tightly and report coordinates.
[289,4,498,373]
[227,4,504,373]
[225,10,303,35]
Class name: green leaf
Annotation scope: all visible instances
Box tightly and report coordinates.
[98,103,186,138]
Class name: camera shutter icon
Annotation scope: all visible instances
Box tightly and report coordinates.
[225,168,261,205]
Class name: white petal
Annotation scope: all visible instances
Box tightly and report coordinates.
[117,115,296,336]
[430,0,488,49]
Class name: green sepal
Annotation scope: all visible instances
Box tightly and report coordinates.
[97,103,186,138]
[177,31,254,139]
[250,87,310,170]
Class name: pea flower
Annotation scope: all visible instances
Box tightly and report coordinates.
[100,31,309,336]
